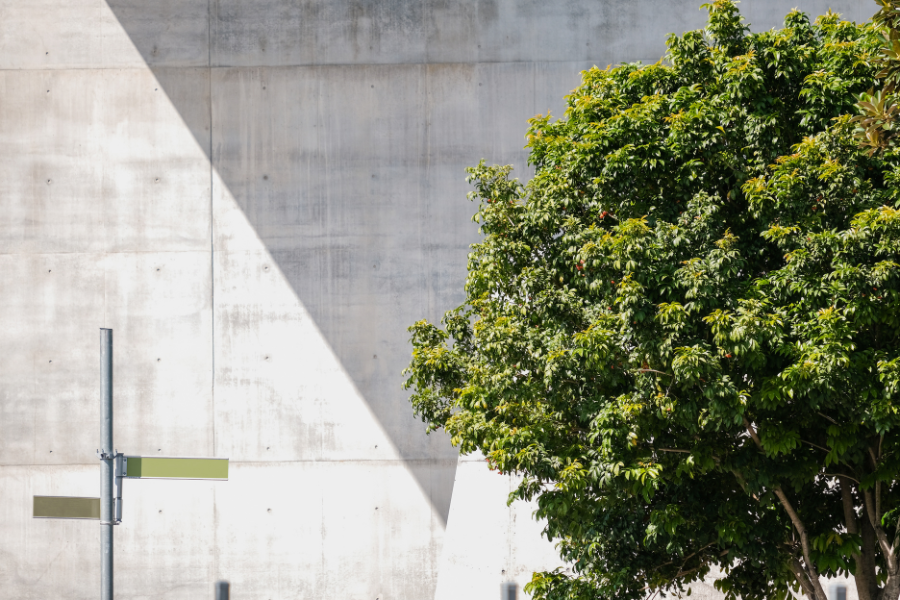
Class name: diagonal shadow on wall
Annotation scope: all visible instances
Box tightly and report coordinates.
[103,0,727,525]
[100,0,542,526]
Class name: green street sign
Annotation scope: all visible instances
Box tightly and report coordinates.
[124,457,228,480]
[34,496,101,520]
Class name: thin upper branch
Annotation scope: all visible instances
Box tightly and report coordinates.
[636,368,673,377]
[825,472,861,485]
[743,416,763,449]
[817,412,839,425]
[801,439,830,453]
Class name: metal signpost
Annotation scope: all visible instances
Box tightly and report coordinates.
[32,329,228,599]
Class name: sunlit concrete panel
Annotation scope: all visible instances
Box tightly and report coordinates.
[114,477,219,599]
[212,461,449,599]
[435,453,564,600]
[0,67,210,255]
[0,465,102,599]
[0,0,208,70]
[0,465,222,600]
[0,250,213,466]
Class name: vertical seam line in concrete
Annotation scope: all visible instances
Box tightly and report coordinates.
[208,0,219,582]
[208,0,215,456]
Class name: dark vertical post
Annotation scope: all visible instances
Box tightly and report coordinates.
[215,580,230,600]
[100,328,114,600]
[502,582,518,600]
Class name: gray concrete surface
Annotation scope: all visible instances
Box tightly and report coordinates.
[434,452,564,600]
[0,1,869,598]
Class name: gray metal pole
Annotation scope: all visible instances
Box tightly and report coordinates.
[215,581,230,600]
[100,328,113,600]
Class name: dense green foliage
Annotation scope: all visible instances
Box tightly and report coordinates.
[404,3,900,599]
[855,0,900,154]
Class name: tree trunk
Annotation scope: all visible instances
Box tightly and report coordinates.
[842,476,878,600]
[859,502,879,600]
[880,573,900,600]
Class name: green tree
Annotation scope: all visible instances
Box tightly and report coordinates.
[404,2,900,599]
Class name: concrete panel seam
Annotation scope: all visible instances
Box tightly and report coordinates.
[0,59,660,73]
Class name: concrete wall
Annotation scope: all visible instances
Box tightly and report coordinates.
[0,1,868,599]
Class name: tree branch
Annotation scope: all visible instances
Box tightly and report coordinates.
[801,439,830,453]
[773,487,826,599]
[824,472,860,485]
[868,446,883,524]
[731,469,759,501]
[652,542,717,571]
[636,368,673,377]
[788,557,818,600]
[743,416,763,449]
[862,486,897,572]
[817,411,839,425]
[894,514,900,553]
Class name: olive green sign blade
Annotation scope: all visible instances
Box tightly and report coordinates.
[124,457,228,480]
[33,496,100,520]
